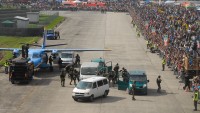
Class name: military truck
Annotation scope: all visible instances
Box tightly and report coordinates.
[91,58,112,75]
[9,58,34,84]
[46,29,59,40]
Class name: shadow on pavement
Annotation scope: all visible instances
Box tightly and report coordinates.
[34,69,60,78]
[15,78,53,86]
[146,88,178,96]
[79,96,126,103]
[135,99,154,102]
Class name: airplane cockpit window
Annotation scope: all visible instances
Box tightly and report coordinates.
[32,53,40,58]
[47,30,54,34]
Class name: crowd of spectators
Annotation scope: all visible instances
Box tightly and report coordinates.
[129,3,200,91]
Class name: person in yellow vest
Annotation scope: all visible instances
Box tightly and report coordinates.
[162,58,166,71]
[146,40,150,49]
[4,60,9,74]
[193,88,199,111]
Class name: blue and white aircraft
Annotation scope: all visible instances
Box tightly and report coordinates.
[0,32,111,70]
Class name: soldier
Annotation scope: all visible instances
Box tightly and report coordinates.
[114,63,119,79]
[162,58,166,71]
[69,67,76,85]
[74,69,80,82]
[48,55,53,67]
[120,67,128,83]
[157,75,162,93]
[60,68,66,87]
[132,81,136,101]
[75,54,80,66]
[108,70,115,87]
[58,57,62,70]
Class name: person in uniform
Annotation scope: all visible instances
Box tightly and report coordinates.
[69,67,76,85]
[162,58,166,71]
[4,60,9,74]
[108,70,115,87]
[58,57,62,70]
[120,67,128,83]
[193,88,199,111]
[132,81,136,101]
[48,55,53,67]
[60,68,66,87]
[157,75,162,93]
[75,54,80,66]
[74,69,80,82]
[114,63,119,79]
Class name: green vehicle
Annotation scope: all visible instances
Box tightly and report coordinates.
[91,58,112,75]
[128,70,149,95]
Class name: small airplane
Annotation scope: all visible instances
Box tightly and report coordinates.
[0,31,111,70]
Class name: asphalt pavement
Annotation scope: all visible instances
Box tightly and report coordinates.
[0,11,199,113]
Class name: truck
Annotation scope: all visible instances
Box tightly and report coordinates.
[9,58,34,84]
[79,58,112,80]
[46,29,59,40]
[91,58,112,76]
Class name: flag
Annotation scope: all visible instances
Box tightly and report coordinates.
[163,35,168,46]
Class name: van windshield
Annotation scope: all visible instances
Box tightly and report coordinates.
[81,67,97,75]
[61,53,72,58]
[129,75,146,81]
[76,81,92,89]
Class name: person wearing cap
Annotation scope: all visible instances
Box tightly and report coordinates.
[193,88,199,111]
[157,75,162,93]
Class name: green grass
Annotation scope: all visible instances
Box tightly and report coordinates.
[0,15,65,65]
[39,15,50,21]
[44,16,65,29]
[0,36,39,65]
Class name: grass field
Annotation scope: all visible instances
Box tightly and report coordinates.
[0,37,39,65]
[0,15,65,65]
[44,16,65,29]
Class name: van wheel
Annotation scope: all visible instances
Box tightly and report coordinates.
[11,80,15,84]
[73,98,78,101]
[103,91,108,98]
[89,95,94,102]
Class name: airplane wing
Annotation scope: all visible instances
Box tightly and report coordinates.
[43,48,111,52]
[0,48,21,51]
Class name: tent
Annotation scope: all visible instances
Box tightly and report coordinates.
[1,20,15,27]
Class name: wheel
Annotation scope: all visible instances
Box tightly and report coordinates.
[11,80,14,84]
[103,91,108,98]
[73,98,78,101]
[89,95,94,102]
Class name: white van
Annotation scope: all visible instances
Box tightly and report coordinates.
[60,51,75,66]
[80,62,100,80]
[72,77,109,101]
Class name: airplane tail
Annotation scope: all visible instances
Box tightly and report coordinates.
[40,30,66,49]
[41,31,46,49]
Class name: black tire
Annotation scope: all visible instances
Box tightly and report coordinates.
[89,95,94,102]
[73,98,78,101]
[11,80,14,84]
[103,91,108,98]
